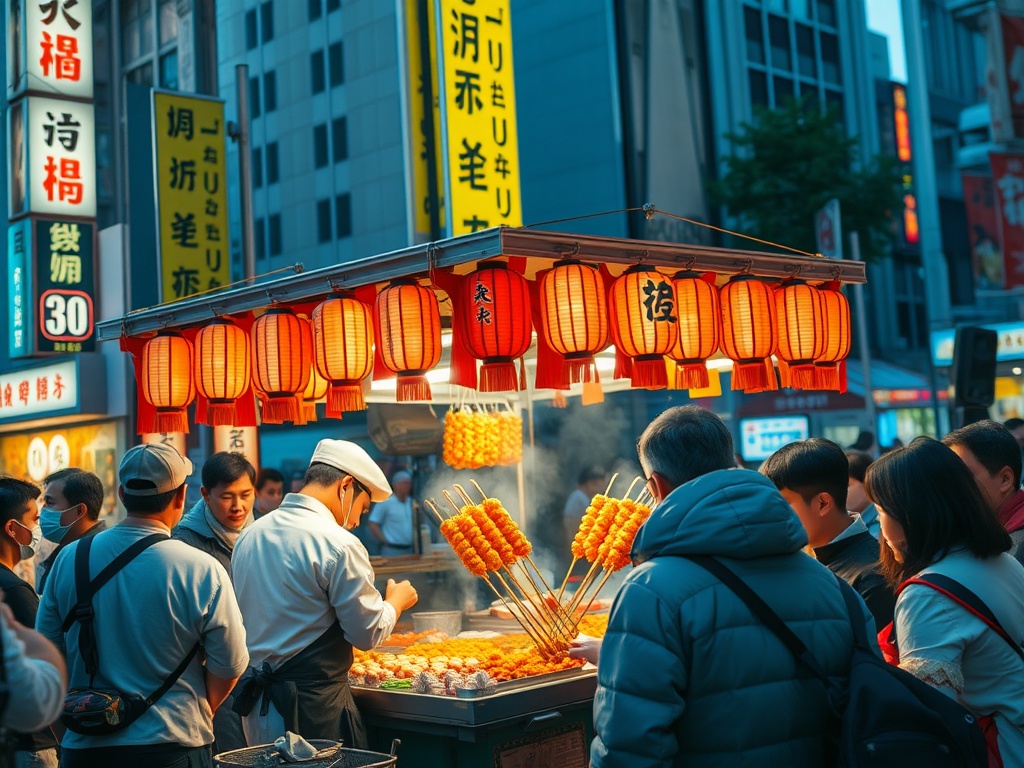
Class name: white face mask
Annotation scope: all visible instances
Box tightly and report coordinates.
[13,520,42,560]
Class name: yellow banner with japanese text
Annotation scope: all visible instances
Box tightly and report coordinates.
[438,0,522,234]
[154,92,230,303]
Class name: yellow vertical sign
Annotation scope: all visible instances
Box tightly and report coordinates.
[153,92,230,303]
[405,0,445,239]
[437,0,522,234]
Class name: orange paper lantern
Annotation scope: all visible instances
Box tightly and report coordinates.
[720,276,777,391]
[775,280,826,390]
[460,262,532,392]
[312,296,374,413]
[375,280,442,401]
[814,285,852,390]
[610,266,678,389]
[194,319,251,426]
[539,260,608,384]
[141,332,195,433]
[251,309,312,423]
[669,271,720,390]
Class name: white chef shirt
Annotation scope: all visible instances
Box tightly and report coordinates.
[232,493,396,669]
[368,496,413,547]
[0,614,65,733]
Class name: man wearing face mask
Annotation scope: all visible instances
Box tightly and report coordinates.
[231,440,419,749]
[0,477,60,766]
[36,469,107,595]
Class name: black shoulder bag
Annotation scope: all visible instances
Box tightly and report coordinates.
[60,534,200,736]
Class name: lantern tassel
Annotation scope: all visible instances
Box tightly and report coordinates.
[206,402,238,427]
[731,361,769,391]
[787,363,817,390]
[328,384,367,412]
[396,375,432,402]
[263,396,300,424]
[154,410,190,434]
[677,363,710,391]
[814,363,841,391]
[565,356,598,384]
[479,362,519,393]
[631,356,668,390]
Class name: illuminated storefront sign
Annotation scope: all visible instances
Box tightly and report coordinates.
[8,0,94,100]
[893,84,918,247]
[0,360,78,419]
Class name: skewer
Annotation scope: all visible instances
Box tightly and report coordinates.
[571,570,615,632]
[441,490,464,516]
[604,473,619,497]
[566,559,602,615]
[452,484,476,508]
[480,575,551,652]
[423,499,448,523]
[556,560,577,605]
[493,572,561,651]
[469,479,487,501]
[624,476,641,500]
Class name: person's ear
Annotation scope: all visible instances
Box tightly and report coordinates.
[649,472,673,504]
[200,486,211,503]
[999,466,1017,496]
[817,492,834,517]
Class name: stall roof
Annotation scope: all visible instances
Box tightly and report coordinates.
[97,227,866,341]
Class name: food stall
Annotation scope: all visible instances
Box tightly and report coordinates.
[96,224,866,762]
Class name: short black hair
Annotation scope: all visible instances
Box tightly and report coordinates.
[44,468,103,520]
[942,419,1022,488]
[866,437,1011,589]
[303,462,368,498]
[577,466,605,486]
[0,477,40,525]
[637,406,734,489]
[121,484,185,515]
[1005,418,1024,431]
[256,468,285,491]
[201,452,256,490]
[760,438,849,510]
[845,450,874,484]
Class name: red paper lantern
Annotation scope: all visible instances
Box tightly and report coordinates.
[775,280,826,390]
[720,276,777,391]
[375,280,442,402]
[539,260,608,384]
[194,319,251,426]
[814,285,852,390]
[609,266,678,388]
[460,262,532,392]
[141,332,195,433]
[312,296,374,413]
[669,271,720,390]
[251,309,312,423]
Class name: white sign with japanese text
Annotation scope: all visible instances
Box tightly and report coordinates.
[9,0,94,99]
[25,95,96,217]
[213,426,259,469]
[0,359,78,419]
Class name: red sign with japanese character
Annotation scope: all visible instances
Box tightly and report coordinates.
[990,153,1024,288]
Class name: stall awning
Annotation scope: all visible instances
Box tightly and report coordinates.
[844,359,947,408]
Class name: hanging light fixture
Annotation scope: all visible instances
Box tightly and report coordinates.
[140,332,195,433]
[194,318,251,426]
[312,295,374,413]
[459,261,532,392]
[539,260,608,384]
[668,271,720,390]
[609,266,678,388]
[814,284,852,390]
[775,280,826,390]
[251,309,312,423]
[375,279,442,401]
[720,275,777,391]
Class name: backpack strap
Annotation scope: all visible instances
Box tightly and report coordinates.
[134,642,201,716]
[900,573,1024,661]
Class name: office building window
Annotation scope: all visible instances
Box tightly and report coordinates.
[311,50,326,94]
[327,0,340,11]
[249,76,261,118]
[252,147,263,189]
[123,0,181,92]
[266,141,280,184]
[159,51,177,89]
[749,70,768,107]
[317,199,332,242]
[264,71,277,112]
[255,217,266,260]
[122,0,154,63]
[245,8,257,50]
[335,193,352,238]
[314,124,329,168]
[309,0,322,21]
[329,42,344,87]
[261,1,274,43]
[331,117,348,163]
[158,0,177,44]
[816,0,836,28]
[269,214,282,256]
[768,14,791,71]
[796,23,816,78]
[820,32,840,84]
[744,7,764,65]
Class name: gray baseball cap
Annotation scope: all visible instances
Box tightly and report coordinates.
[119,443,193,496]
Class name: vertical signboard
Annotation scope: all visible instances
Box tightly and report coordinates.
[8,0,94,99]
[34,218,95,352]
[815,198,842,259]
[153,92,230,302]
[892,85,919,248]
[990,152,1024,288]
[986,5,1024,144]
[213,426,260,469]
[962,174,1004,289]
[436,0,522,234]
[8,219,32,358]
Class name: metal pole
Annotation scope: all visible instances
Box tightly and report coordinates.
[849,232,877,439]
[235,64,257,283]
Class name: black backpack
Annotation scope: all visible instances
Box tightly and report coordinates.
[684,555,988,767]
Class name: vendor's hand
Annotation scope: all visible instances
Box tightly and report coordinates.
[386,578,419,613]
[568,633,602,665]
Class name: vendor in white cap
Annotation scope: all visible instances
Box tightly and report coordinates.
[368,470,416,557]
[230,439,418,749]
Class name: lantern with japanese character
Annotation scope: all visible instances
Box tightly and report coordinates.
[610,266,678,388]
[141,332,195,433]
[312,295,374,413]
[194,318,251,426]
[668,271,720,390]
[251,309,312,423]
[814,284,852,391]
[775,280,826,390]
[459,262,532,392]
[539,260,608,384]
[720,276,776,391]
[375,280,442,401]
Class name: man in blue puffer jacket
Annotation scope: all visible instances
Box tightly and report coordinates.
[591,406,876,768]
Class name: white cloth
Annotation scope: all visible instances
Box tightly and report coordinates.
[36,519,249,749]
[241,700,287,748]
[368,496,413,548]
[896,549,1024,764]
[0,614,64,733]
[232,493,396,669]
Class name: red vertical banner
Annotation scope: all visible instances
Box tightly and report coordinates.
[962,174,1004,289]
[1003,14,1024,140]
[990,153,1024,288]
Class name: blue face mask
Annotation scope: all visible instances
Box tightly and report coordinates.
[40,506,84,544]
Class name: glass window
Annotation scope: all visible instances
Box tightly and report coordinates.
[269,214,282,256]
[121,0,154,63]
[329,42,344,87]
[126,62,153,85]
[311,50,325,94]
[335,193,352,238]
[317,199,332,242]
[768,15,791,72]
[773,75,795,105]
[816,0,836,27]
[159,51,178,89]
[255,217,266,260]
[820,32,840,85]
[159,0,178,46]
[314,124,328,168]
[249,76,261,118]
[309,0,322,21]
[796,23,815,78]
[790,0,810,19]
[252,147,263,188]
[245,9,258,51]
[327,0,340,11]
[264,71,277,112]
[744,7,764,65]
[748,69,768,107]
[261,2,274,44]
[266,141,280,184]
[332,117,348,163]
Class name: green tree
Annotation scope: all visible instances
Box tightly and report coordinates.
[710,98,901,262]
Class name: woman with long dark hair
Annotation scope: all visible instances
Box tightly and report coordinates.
[866,437,1024,762]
